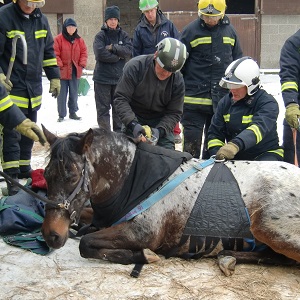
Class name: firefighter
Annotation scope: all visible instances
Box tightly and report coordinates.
[0,0,60,194]
[114,37,187,150]
[207,57,283,161]
[279,29,300,165]
[180,0,243,158]
[0,83,46,194]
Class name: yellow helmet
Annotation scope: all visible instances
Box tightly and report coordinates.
[13,0,45,8]
[198,0,226,17]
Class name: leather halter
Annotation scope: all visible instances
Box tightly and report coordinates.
[56,158,91,226]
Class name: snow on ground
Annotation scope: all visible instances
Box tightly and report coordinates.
[1,73,299,300]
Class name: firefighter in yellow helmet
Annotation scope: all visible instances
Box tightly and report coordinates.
[0,0,60,195]
[179,0,243,159]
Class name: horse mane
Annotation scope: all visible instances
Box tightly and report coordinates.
[47,128,133,173]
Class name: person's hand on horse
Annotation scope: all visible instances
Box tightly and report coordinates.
[216,142,239,160]
[132,123,146,138]
[285,103,300,129]
[0,73,13,92]
[15,119,47,146]
[49,78,61,98]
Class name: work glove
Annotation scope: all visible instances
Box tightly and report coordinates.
[15,119,46,146]
[132,122,145,138]
[151,128,160,141]
[49,78,61,98]
[0,73,13,92]
[285,103,300,129]
[216,142,239,160]
[105,44,113,52]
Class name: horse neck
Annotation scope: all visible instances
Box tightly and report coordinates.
[88,134,136,202]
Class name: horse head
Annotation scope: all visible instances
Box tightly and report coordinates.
[41,125,136,249]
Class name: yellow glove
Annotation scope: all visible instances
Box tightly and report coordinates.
[15,119,46,146]
[285,103,300,128]
[49,78,61,98]
[216,142,239,160]
[0,73,13,92]
[142,125,152,139]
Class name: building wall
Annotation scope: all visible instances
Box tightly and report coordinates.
[260,15,300,69]
[44,1,300,70]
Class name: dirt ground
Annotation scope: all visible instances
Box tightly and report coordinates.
[1,144,300,300]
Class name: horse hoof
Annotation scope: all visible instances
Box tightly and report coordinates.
[143,248,160,264]
[218,255,236,276]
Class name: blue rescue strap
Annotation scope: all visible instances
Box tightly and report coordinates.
[113,157,215,226]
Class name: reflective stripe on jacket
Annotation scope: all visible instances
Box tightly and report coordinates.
[180,16,243,107]
[207,89,283,159]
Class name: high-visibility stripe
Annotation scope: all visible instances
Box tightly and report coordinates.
[267,149,284,157]
[208,139,224,149]
[19,159,31,167]
[10,94,42,109]
[6,31,25,38]
[223,37,235,46]
[184,96,212,105]
[35,30,47,39]
[190,37,212,47]
[242,115,253,124]
[223,114,230,122]
[0,96,14,112]
[43,58,57,67]
[247,124,262,143]
[281,81,298,92]
[2,161,20,170]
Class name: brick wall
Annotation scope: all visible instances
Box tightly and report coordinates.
[261,15,300,69]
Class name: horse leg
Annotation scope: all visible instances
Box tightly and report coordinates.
[78,227,160,265]
[219,248,297,265]
[80,247,160,265]
[217,249,298,276]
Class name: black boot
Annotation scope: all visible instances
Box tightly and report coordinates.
[6,174,20,196]
[69,113,81,120]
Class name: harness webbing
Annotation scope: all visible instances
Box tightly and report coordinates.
[112,158,215,226]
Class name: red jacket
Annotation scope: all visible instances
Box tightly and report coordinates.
[54,33,87,80]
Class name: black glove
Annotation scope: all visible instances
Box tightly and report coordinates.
[151,128,160,140]
[130,122,145,138]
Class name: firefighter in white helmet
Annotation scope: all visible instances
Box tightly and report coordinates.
[180,0,243,159]
[0,0,60,195]
[207,57,283,161]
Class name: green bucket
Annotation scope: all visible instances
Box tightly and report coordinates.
[78,77,90,96]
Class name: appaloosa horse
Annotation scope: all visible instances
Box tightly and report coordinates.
[41,126,300,275]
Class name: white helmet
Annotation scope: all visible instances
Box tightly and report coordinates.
[219,57,260,95]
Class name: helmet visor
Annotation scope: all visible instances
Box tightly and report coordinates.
[23,0,45,8]
[219,78,245,90]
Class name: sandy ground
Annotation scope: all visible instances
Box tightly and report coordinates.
[1,74,300,299]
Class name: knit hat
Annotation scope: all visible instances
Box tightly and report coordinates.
[64,18,77,27]
[105,5,120,22]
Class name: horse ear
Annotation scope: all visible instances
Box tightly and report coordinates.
[77,128,94,155]
[41,124,57,145]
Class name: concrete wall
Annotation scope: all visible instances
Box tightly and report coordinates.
[261,15,300,69]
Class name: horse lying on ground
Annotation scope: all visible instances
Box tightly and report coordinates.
[41,126,300,276]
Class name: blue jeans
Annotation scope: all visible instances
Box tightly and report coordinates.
[57,69,79,118]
